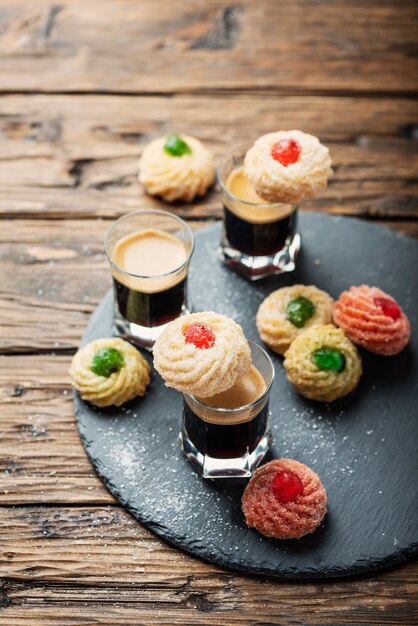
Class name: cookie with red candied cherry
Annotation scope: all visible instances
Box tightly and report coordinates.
[153,312,251,398]
[243,130,332,204]
[242,459,327,539]
[333,285,410,356]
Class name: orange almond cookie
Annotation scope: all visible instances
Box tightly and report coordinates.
[242,458,327,539]
[333,285,411,356]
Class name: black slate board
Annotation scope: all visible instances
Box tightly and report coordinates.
[75,213,418,579]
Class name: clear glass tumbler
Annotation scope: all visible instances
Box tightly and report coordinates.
[218,142,300,280]
[105,209,194,349]
[180,341,275,478]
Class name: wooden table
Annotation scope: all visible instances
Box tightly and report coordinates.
[1,2,417,624]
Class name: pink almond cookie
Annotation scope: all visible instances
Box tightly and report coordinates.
[242,459,327,539]
[333,285,410,356]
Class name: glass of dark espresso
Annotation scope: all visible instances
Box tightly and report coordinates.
[105,210,194,349]
[218,143,300,280]
[180,341,274,478]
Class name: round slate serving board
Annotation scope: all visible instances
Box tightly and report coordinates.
[75,213,418,579]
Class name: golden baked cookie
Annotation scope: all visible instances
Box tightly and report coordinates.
[70,338,150,407]
[153,312,251,398]
[244,130,332,203]
[283,325,362,402]
[256,285,333,355]
[333,285,411,356]
[139,133,215,202]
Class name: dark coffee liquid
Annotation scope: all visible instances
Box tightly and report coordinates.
[111,228,188,328]
[183,400,269,459]
[113,276,187,328]
[224,166,296,256]
[224,205,296,256]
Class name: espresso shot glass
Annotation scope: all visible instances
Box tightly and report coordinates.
[218,143,301,280]
[180,341,274,479]
[105,209,194,349]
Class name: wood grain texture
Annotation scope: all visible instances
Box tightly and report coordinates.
[0,0,417,95]
[0,355,111,503]
[0,506,417,625]
[0,94,417,220]
[1,0,418,622]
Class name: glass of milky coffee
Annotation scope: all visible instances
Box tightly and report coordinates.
[218,143,300,280]
[105,210,194,349]
[180,341,274,478]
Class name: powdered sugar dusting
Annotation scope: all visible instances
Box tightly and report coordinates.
[76,217,418,575]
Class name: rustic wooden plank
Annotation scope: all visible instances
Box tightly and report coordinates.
[0,218,417,354]
[0,506,417,625]
[0,354,112,503]
[0,0,417,95]
[0,506,217,583]
[0,94,417,220]
[1,597,415,626]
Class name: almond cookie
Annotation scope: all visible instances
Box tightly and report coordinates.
[153,312,251,398]
[70,338,150,407]
[333,285,411,356]
[256,284,333,355]
[139,133,215,202]
[284,325,362,402]
[242,458,327,539]
[244,130,332,203]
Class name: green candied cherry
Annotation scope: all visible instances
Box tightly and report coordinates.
[312,348,346,373]
[91,347,125,378]
[163,134,192,157]
[286,296,315,328]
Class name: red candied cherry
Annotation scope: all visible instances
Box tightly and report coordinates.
[183,322,216,349]
[271,139,301,167]
[374,297,401,321]
[272,470,304,503]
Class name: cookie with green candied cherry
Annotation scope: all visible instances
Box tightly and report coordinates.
[70,338,150,408]
[256,285,333,355]
[283,324,362,402]
[138,133,215,202]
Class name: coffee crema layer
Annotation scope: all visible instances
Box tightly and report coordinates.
[226,167,295,224]
[199,365,266,409]
[111,228,188,294]
[186,365,268,425]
